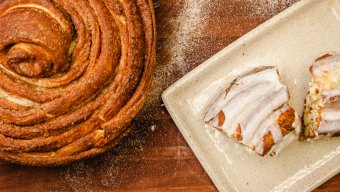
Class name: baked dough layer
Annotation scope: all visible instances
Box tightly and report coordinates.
[205,67,299,156]
[0,0,156,166]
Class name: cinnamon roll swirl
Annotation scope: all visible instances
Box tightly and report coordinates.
[0,0,156,166]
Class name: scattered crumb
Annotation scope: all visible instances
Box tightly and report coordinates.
[150,125,156,132]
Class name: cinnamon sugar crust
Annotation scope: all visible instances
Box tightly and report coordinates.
[0,0,156,166]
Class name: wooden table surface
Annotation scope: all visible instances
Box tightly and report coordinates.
[0,0,339,191]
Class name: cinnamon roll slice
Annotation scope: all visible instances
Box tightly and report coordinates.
[303,54,340,139]
[204,67,300,156]
[0,0,156,166]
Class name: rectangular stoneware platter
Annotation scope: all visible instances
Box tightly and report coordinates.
[162,0,340,191]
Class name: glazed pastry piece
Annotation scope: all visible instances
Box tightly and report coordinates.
[204,67,300,156]
[303,54,340,139]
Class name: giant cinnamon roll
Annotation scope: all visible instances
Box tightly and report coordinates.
[0,0,156,166]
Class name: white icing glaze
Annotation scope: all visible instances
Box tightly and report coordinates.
[205,67,296,155]
[238,86,288,145]
[318,107,340,135]
[311,55,340,135]
[252,107,284,155]
[323,88,340,101]
[313,55,340,79]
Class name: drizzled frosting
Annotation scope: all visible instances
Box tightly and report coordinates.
[311,55,340,135]
[205,67,296,156]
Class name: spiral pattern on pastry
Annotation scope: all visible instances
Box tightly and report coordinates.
[0,0,156,166]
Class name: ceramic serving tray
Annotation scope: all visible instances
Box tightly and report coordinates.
[162,0,340,191]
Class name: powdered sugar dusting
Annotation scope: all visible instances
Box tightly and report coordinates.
[247,0,296,16]
[168,0,210,75]
[145,0,211,108]
[146,0,298,108]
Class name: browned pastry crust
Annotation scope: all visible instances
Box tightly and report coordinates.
[0,0,156,166]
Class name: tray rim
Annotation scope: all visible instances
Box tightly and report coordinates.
[162,0,340,191]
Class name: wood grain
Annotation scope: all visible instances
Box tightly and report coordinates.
[0,0,339,191]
